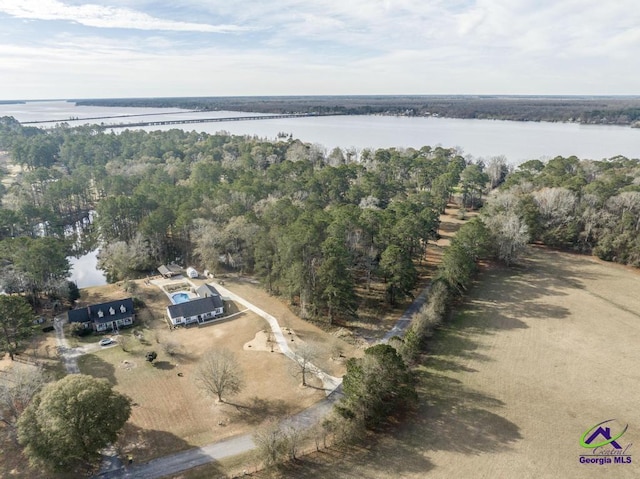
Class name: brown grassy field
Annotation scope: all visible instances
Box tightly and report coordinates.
[1,275,357,477]
[264,246,640,478]
[70,278,358,464]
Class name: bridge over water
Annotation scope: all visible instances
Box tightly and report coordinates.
[106,113,325,128]
[23,112,333,129]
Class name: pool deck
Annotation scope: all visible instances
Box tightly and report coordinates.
[150,276,199,303]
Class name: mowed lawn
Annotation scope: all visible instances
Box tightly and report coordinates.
[270,246,640,478]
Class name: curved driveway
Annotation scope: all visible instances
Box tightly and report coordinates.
[213,282,342,394]
[93,280,427,478]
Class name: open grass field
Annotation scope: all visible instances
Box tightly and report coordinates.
[265,245,640,478]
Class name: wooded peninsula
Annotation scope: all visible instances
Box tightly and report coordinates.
[74,95,640,127]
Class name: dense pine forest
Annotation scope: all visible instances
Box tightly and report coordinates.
[0,115,639,321]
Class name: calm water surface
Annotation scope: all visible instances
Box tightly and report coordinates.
[2,101,639,163]
[68,250,107,288]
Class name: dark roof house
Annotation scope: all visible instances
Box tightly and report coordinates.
[68,298,135,332]
[167,296,224,327]
[158,264,183,278]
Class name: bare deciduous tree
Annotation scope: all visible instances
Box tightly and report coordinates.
[284,424,303,460]
[533,187,577,226]
[607,192,640,231]
[0,364,49,434]
[486,155,509,188]
[290,344,317,387]
[194,348,244,402]
[253,420,288,468]
[483,212,529,266]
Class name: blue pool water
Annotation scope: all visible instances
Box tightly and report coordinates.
[171,292,190,304]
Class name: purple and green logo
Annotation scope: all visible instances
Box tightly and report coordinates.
[579,419,632,465]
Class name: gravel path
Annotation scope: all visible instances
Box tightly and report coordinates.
[53,316,80,374]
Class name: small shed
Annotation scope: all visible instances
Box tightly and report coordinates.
[186,267,198,279]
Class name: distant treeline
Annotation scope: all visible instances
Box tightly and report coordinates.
[74,95,640,126]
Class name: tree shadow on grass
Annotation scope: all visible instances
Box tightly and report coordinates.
[469,246,605,325]
[430,253,578,356]
[401,368,522,456]
[425,356,479,374]
[464,268,572,327]
[228,396,293,425]
[272,439,436,479]
[109,423,225,477]
[165,350,197,364]
[152,361,175,370]
[78,353,117,385]
[424,247,595,375]
[426,325,494,365]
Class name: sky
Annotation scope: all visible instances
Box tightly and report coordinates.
[1,0,640,100]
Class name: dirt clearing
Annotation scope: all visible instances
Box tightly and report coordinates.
[272,246,640,478]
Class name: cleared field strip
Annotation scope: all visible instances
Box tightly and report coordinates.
[413,247,640,479]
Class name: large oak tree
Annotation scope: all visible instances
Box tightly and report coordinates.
[17,375,131,471]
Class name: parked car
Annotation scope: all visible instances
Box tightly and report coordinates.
[99,338,114,346]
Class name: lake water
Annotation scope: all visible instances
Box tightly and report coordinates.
[68,250,107,288]
[3,100,639,287]
[1,100,639,163]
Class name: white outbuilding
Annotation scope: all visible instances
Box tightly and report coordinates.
[186,267,198,278]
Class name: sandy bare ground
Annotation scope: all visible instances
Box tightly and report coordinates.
[271,246,640,478]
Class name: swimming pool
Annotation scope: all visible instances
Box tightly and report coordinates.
[171,292,190,304]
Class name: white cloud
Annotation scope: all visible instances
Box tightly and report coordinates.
[0,0,246,32]
[2,0,640,98]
